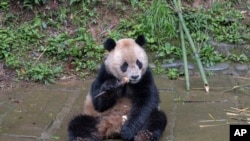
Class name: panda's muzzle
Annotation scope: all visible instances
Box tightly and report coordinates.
[131,75,139,79]
[130,75,140,84]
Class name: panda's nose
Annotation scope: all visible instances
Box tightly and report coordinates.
[131,75,139,79]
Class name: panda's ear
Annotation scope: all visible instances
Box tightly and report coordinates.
[135,35,146,46]
[104,38,116,51]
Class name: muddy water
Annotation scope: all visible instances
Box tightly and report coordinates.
[0,76,250,141]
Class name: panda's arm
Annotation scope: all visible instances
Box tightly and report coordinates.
[121,68,159,140]
[121,86,158,140]
[90,64,120,112]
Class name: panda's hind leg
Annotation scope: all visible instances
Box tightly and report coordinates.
[134,110,167,141]
[68,115,101,141]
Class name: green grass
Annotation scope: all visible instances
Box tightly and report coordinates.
[0,1,104,84]
[0,0,250,83]
[184,1,246,44]
[143,0,176,40]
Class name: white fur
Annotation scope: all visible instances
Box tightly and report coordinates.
[104,38,148,83]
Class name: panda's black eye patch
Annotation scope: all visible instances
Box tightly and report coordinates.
[120,62,128,72]
[136,59,143,69]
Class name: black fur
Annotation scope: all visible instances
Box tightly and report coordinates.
[91,64,120,112]
[68,115,100,141]
[85,64,166,141]
[135,35,146,46]
[140,110,167,141]
[104,38,116,51]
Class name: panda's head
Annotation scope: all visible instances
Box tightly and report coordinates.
[104,35,148,84]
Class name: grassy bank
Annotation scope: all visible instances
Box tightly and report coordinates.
[0,0,249,85]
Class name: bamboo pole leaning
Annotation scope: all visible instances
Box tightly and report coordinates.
[179,22,190,90]
[173,0,209,92]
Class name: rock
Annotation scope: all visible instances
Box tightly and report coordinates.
[235,64,249,71]
[161,60,194,69]
[209,40,234,57]
[187,64,195,70]
[245,70,250,77]
[179,66,196,76]
[204,63,229,71]
[161,60,183,69]
[222,69,239,76]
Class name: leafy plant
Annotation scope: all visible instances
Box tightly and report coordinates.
[117,19,156,44]
[199,44,223,67]
[128,0,143,8]
[0,24,43,61]
[23,0,48,9]
[152,61,167,75]
[156,43,182,59]
[184,1,246,44]
[18,63,63,84]
[42,32,70,59]
[70,0,82,5]
[5,55,22,69]
[41,27,103,71]
[229,53,249,63]
[1,0,250,85]
[167,68,179,80]
[0,0,9,11]
[0,0,108,84]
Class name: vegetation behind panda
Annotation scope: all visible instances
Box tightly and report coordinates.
[68,35,167,141]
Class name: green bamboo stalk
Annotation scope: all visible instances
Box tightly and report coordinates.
[174,0,209,92]
[179,21,190,90]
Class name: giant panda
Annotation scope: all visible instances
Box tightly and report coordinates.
[68,35,167,141]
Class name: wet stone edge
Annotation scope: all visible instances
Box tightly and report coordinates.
[158,61,250,77]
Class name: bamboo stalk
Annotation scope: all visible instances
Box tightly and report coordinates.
[173,0,209,92]
[200,123,228,128]
[233,76,250,80]
[179,21,190,90]
[221,83,250,93]
[199,119,226,123]
[225,109,250,114]
[208,113,215,120]
[230,117,250,122]
[226,112,239,116]
[2,134,37,139]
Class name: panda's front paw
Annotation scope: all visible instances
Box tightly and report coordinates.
[120,125,134,141]
[100,79,120,92]
[134,130,154,141]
